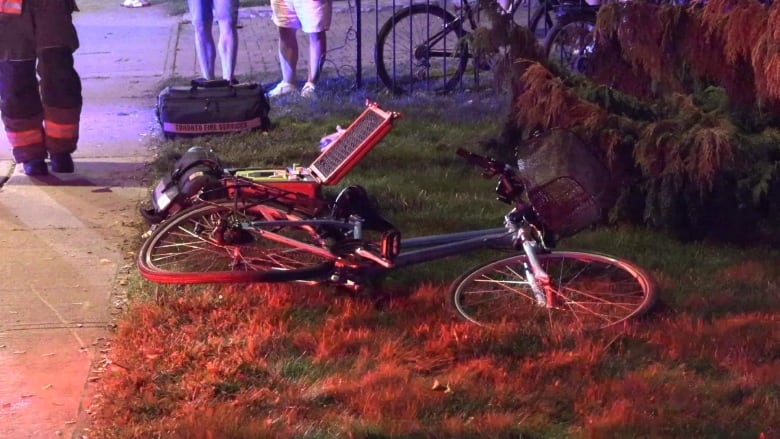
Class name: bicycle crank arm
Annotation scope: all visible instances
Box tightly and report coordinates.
[354,247,393,268]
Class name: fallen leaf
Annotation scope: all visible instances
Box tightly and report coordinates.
[431,379,447,391]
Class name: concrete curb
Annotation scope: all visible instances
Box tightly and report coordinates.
[0,160,14,187]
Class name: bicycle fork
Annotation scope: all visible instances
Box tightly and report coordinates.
[511,221,558,308]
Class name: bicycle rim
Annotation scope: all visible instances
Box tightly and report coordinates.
[137,201,334,284]
[544,15,597,75]
[450,251,657,330]
[375,4,469,94]
[526,0,562,40]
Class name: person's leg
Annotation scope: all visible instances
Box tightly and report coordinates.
[278,26,298,85]
[17,0,81,174]
[0,59,47,173]
[269,0,300,95]
[297,0,331,85]
[37,47,81,173]
[188,0,216,80]
[0,13,43,172]
[213,0,238,81]
[307,31,326,83]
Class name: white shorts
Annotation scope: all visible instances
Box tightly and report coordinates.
[271,0,332,33]
[188,0,239,25]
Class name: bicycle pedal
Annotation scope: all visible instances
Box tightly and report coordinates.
[381,230,401,260]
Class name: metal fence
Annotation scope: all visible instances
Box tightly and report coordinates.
[314,0,546,93]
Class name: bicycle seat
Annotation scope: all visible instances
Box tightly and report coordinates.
[331,185,397,233]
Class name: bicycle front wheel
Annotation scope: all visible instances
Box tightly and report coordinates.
[543,12,597,75]
[375,4,469,94]
[450,251,657,330]
[137,201,335,284]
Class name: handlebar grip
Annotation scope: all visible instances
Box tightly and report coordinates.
[457,148,525,204]
[455,147,475,161]
[457,147,490,167]
[456,148,510,175]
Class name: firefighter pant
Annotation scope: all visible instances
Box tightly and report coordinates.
[0,47,82,163]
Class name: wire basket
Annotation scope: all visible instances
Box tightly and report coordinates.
[516,129,613,237]
[526,177,601,237]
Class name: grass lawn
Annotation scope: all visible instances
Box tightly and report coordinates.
[90,90,780,438]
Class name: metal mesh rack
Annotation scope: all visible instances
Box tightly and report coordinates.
[309,101,399,185]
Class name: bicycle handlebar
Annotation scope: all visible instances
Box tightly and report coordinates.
[457,148,525,204]
[456,148,514,177]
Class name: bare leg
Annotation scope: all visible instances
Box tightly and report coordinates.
[193,20,217,80]
[278,26,298,84]
[307,30,326,83]
[216,19,238,81]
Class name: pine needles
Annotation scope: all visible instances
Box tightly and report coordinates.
[501,0,780,243]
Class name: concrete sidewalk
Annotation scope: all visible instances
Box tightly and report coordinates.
[0,3,176,438]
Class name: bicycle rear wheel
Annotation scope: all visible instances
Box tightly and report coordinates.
[450,251,657,330]
[137,201,334,284]
[526,0,563,39]
[375,4,469,94]
[543,12,597,75]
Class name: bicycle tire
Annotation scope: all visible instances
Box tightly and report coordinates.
[137,201,334,284]
[543,11,597,75]
[449,251,657,330]
[526,0,562,40]
[375,4,469,94]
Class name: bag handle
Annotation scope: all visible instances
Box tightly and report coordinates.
[190,78,231,89]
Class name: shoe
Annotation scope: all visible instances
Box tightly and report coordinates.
[300,82,317,98]
[267,81,297,98]
[22,159,48,176]
[50,153,75,173]
[121,0,150,7]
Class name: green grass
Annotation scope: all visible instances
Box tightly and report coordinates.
[93,91,780,438]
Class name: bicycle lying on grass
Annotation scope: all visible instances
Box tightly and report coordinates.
[137,139,657,330]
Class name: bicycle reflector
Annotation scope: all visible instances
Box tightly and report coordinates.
[381,229,401,260]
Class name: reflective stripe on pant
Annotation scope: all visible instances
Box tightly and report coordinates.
[44,105,80,154]
[0,47,81,163]
[0,0,23,15]
[39,47,81,155]
[0,58,45,162]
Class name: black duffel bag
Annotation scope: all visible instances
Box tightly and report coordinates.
[156,79,271,139]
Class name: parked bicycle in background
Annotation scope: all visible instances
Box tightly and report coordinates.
[543,0,705,77]
[375,0,574,93]
[374,0,705,93]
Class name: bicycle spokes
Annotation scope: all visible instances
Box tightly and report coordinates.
[450,251,655,330]
[376,4,469,93]
[138,202,336,284]
[547,19,596,75]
